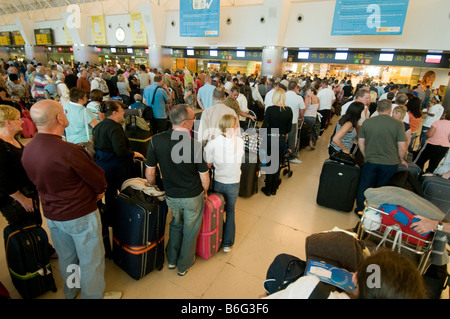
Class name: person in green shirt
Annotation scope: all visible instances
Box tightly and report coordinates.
[355,99,408,214]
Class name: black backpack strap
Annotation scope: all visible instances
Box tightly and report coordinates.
[309,281,337,299]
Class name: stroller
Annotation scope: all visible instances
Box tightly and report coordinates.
[280,119,304,178]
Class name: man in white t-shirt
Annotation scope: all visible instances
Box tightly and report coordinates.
[224,75,233,94]
[316,80,335,135]
[285,81,306,163]
[341,88,371,128]
[419,95,444,149]
[264,82,280,109]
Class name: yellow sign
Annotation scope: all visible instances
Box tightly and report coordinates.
[91,15,106,45]
[35,33,52,45]
[0,33,11,46]
[12,31,25,45]
[130,12,147,45]
[34,29,53,45]
[64,23,73,45]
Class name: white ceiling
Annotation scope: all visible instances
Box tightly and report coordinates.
[0,0,268,15]
[0,0,327,15]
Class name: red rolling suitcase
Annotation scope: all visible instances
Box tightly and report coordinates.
[196,193,225,260]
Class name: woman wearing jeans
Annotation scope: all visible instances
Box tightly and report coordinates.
[204,114,244,252]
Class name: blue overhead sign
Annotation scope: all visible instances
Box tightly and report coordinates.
[331,0,409,35]
[180,0,220,37]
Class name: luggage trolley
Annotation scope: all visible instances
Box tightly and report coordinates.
[357,202,435,275]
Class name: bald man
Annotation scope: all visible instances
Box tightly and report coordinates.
[21,100,116,299]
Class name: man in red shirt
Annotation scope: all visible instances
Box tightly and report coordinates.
[22,100,117,299]
[76,69,91,98]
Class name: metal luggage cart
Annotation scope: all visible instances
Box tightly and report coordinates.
[357,202,435,275]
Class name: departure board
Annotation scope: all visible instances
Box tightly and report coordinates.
[34,29,53,45]
[12,31,25,45]
[0,32,11,46]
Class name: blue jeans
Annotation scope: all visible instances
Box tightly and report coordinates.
[165,192,205,273]
[46,210,105,299]
[356,162,398,212]
[213,181,240,247]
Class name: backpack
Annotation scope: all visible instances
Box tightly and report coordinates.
[263,253,338,298]
[95,78,110,95]
[263,253,306,295]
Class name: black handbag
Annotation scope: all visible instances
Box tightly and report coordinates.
[330,151,356,166]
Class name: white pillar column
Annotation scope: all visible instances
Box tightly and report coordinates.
[261,46,284,79]
[72,45,99,65]
[25,45,48,65]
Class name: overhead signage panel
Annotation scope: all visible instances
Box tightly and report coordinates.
[180,0,220,37]
[34,29,53,45]
[287,49,450,68]
[331,0,409,35]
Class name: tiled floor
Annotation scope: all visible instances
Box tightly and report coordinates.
[0,115,446,300]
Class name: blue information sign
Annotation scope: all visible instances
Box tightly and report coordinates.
[180,0,220,37]
[331,0,409,35]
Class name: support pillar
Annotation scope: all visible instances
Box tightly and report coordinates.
[261,46,284,79]
[25,45,48,65]
[72,45,99,65]
[443,77,450,112]
[147,45,163,70]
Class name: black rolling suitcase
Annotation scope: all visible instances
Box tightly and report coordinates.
[420,175,450,220]
[124,115,152,156]
[316,159,360,212]
[397,161,421,179]
[239,151,261,197]
[112,186,168,280]
[4,225,57,299]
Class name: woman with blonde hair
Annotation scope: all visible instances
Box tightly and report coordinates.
[204,114,244,252]
[0,105,42,228]
[261,88,293,196]
[184,83,195,110]
[117,73,131,105]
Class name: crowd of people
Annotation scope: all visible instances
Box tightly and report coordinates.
[0,56,449,300]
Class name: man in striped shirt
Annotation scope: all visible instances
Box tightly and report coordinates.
[33,66,48,101]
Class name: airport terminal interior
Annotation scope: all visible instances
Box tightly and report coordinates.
[0,0,450,300]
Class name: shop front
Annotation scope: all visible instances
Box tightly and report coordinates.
[171,48,262,75]
[97,47,149,67]
[284,49,450,90]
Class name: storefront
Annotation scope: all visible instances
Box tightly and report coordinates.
[46,46,74,64]
[97,46,149,67]
[171,48,262,75]
[284,49,450,91]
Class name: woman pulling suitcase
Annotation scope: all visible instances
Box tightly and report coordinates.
[205,114,244,252]
[204,114,244,252]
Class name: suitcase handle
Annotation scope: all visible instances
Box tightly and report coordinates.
[113,236,164,255]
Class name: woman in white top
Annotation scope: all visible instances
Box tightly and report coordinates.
[204,114,244,252]
[117,74,131,106]
[55,73,70,106]
[303,87,320,150]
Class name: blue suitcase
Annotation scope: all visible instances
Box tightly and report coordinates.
[112,186,168,280]
[420,175,450,221]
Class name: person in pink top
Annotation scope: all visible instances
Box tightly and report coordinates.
[415,108,450,173]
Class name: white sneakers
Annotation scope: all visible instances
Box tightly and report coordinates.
[289,158,302,164]
[223,246,232,253]
[104,291,123,299]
